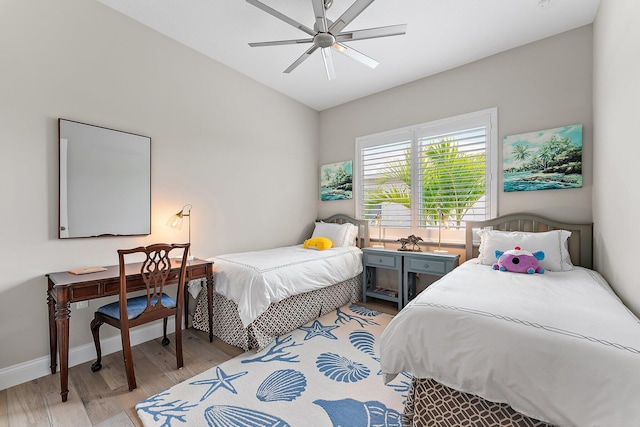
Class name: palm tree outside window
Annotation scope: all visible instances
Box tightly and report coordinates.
[355,108,498,246]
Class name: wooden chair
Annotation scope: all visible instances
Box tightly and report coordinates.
[90,243,190,391]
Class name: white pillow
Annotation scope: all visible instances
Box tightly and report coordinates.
[344,223,359,246]
[311,222,358,247]
[477,229,573,271]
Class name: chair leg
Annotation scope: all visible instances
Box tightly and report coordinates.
[90,318,104,372]
[175,313,184,369]
[120,328,137,391]
[162,317,170,346]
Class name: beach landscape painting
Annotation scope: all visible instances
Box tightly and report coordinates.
[320,160,353,201]
[503,124,582,192]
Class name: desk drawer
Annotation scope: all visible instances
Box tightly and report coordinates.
[406,257,446,275]
[365,253,399,269]
[71,283,101,301]
[104,277,148,294]
[187,265,208,279]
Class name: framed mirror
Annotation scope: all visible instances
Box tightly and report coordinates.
[58,119,151,239]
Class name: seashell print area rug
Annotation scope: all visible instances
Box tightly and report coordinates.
[136,304,411,426]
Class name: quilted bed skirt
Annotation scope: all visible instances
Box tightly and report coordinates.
[405,378,553,426]
[191,275,362,350]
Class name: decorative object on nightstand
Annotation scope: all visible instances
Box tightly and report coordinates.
[434,212,450,254]
[167,204,194,261]
[371,213,384,248]
[397,234,423,252]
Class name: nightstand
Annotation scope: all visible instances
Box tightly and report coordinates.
[403,251,459,305]
[362,248,404,310]
[362,247,460,309]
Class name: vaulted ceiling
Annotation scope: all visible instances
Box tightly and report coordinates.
[98,0,600,111]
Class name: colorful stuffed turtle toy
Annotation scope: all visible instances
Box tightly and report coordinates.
[493,246,545,274]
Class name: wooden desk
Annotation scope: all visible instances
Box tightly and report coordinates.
[46,258,214,402]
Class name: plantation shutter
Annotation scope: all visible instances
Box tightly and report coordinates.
[358,131,412,228]
[417,122,489,228]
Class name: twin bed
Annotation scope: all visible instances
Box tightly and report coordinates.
[189,212,640,425]
[380,214,640,426]
[191,214,368,350]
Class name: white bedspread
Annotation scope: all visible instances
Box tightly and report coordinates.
[210,245,362,327]
[379,260,640,426]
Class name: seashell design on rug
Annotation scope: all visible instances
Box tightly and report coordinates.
[256,369,307,402]
[316,352,370,382]
[204,405,290,427]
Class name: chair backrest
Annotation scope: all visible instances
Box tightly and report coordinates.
[117,243,190,326]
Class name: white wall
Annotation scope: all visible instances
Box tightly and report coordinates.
[0,0,318,375]
[593,0,640,317]
[318,26,593,225]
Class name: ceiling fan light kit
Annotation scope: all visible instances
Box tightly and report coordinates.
[246,0,407,80]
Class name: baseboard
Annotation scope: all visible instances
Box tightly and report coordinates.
[0,321,176,392]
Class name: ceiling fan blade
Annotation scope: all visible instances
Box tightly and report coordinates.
[329,0,375,34]
[246,0,315,36]
[335,24,407,42]
[311,0,329,33]
[333,43,379,69]
[249,38,314,47]
[321,47,336,80]
[284,45,319,74]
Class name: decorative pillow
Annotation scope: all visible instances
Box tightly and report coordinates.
[311,222,357,247]
[303,237,333,250]
[493,246,545,274]
[477,229,573,271]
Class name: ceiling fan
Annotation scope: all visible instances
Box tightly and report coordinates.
[246,0,407,80]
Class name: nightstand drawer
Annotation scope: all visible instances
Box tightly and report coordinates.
[406,257,446,274]
[365,253,399,269]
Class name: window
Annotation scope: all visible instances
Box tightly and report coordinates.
[355,108,498,244]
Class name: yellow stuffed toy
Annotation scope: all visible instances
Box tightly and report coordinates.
[303,237,333,250]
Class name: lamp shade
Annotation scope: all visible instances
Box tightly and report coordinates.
[166,211,185,230]
[166,204,193,260]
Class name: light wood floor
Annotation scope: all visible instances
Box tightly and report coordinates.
[0,300,397,426]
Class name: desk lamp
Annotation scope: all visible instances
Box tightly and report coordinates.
[372,213,384,248]
[167,204,194,261]
[434,212,449,254]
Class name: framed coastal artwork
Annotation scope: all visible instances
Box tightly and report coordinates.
[320,160,353,201]
[503,124,582,192]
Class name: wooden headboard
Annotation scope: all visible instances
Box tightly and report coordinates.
[465,213,593,269]
[319,214,370,249]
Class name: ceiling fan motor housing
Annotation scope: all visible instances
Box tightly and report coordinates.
[314,32,336,48]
